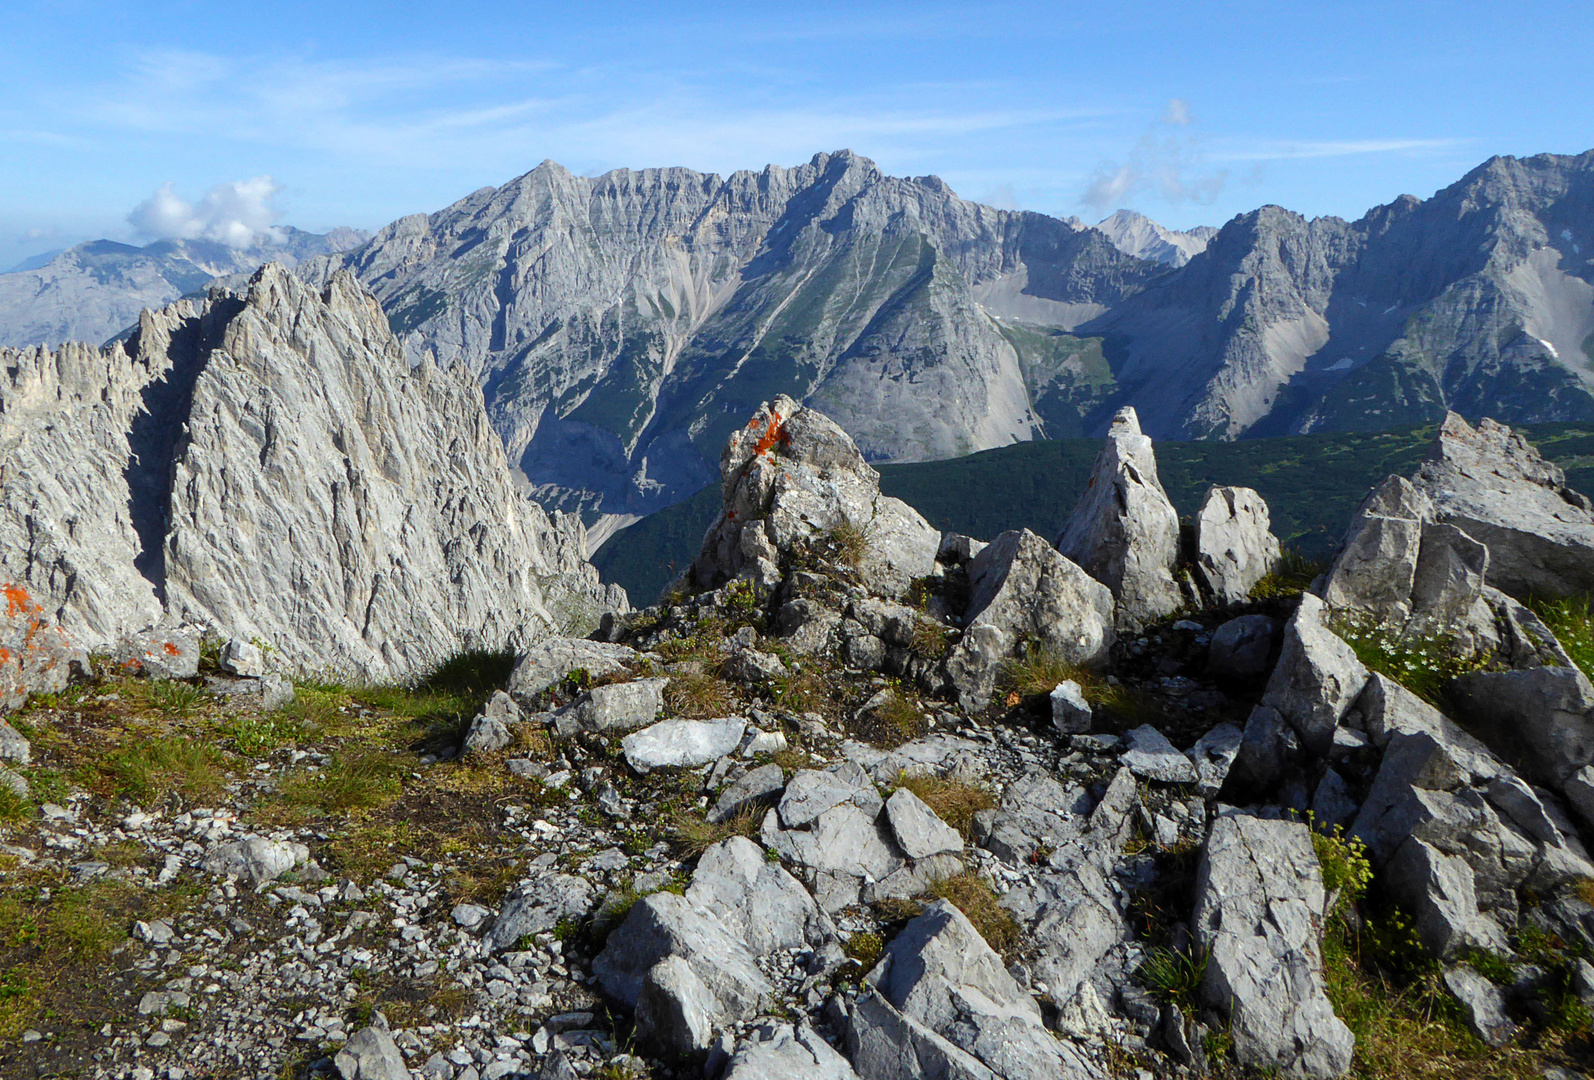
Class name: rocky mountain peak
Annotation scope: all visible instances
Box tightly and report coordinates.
[1,261,623,681]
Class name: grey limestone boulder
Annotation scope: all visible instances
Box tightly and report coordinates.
[1057,406,1183,631]
[690,396,939,601]
[461,690,525,756]
[884,788,964,860]
[635,955,719,1056]
[1121,725,1198,784]
[1186,722,1245,798]
[1194,485,1282,604]
[1050,680,1092,734]
[552,677,667,737]
[1319,476,1430,622]
[722,1022,860,1080]
[685,837,835,955]
[593,891,771,1022]
[0,586,88,714]
[509,638,638,700]
[334,1025,409,1080]
[486,873,596,953]
[850,899,1104,1080]
[219,638,265,677]
[1449,664,1594,793]
[621,717,746,772]
[946,528,1114,712]
[109,627,200,680]
[1207,614,1279,679]
[778,764,883,829]
[1442,965,1516,1047]
[0,718,31,765]
[722,647,788,685]
[1192,811,1354,1078]
[762,801,903,914]
[1413,412,1594,600]
[708,762,786,824]
[1258,594,1370,756]
[202,835,310,888]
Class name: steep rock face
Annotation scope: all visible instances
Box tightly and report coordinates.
[0,229,367,350]
[1084,151,1594,441]
[0,263,622,680]
[1092,210,1217,268]
[305,151,1163,525]
[1056,406,1183,630]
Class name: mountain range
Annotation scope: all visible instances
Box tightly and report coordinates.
[6,148,1592,539]
[0,227,369,349]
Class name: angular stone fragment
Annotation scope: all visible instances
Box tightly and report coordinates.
[462,690,524,756]
[884,788,964,860]
[1194,485,1282,604]
[1186,723,1244,797]
[1121,725,1198,784]
[635,956,718,1056]
[202,836,309,887]
[691,396,939,600]
[1192,812,1354,1078]
[762,801,903,913]
[1207,614,1279,679]
[685,837,834,955]
[552,677,667,737]
[509,638,638,700]
[1050,680,1092,734]
[486,874,596,953]
[593,892,771,1019]
[0,719,30,765]
[110,627,200,680]
[1449,664,1594,790]
[722,648,788,685]
[721,1022,860,1080]
[778,764,882,829]
[1057,406,1183,631]
[1442,965,1515,1047]
[855,899,1104,1079]
[334,1025,410,1080]
[621,717,746,772]
[1413,412,1594,599]
[945,528,1114,711]
[708,763,786,825]
[1258,594,1369,756]
[219,638,265,677]
[1319,476,1428,621]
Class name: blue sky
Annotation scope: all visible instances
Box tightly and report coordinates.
[3,0,1591,262]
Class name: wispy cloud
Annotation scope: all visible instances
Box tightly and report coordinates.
[1080,99,1230,212]
[1210,138,1465,162]
[50,48,1109,189]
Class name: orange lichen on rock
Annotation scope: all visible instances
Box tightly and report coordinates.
[164,642,181,656]
[3,583,39,618]
[752,412,787,457]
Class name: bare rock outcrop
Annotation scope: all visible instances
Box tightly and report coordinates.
[1056,406,1183,631]
[1192,811,1354,1077]
[0,264,624,682]
[1194,485,1282,604]
[1413,412,1594,600]
[689,395,939,601]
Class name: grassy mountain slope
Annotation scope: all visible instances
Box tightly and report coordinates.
[594,424,1594,606]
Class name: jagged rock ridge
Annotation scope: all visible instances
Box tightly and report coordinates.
[0,227,369,350]
[303,150,1164,528]
[0,263,622,680]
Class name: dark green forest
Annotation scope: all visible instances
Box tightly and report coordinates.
[592,424,1594,606]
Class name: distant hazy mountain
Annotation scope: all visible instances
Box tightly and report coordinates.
[304,151,1165,524]
[0,227,368,348]
[1092,209,1217,267]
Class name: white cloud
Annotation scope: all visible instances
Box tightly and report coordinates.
[1162,98,1192,125]
[128,176,285,247]
[1079,98,1229,212]
[1209,137,1463,162]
